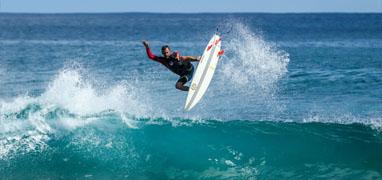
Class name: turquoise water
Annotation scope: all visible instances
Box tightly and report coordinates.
[0,13,381,179]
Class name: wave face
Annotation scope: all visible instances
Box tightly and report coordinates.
[0,13,382,178]
[1,106,381,179]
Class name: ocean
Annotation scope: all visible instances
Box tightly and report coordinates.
[0,13,381,179]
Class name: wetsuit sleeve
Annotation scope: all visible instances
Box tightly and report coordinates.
[145,46,159,61]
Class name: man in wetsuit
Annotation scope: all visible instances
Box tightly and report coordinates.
[143,41,200,91]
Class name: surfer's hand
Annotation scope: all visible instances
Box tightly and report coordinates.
[175,51,180,60]
[190,56,201,62]
[142,40,149,47]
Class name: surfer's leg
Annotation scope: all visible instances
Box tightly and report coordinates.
[175,67,194,91]
[176,76,189,91]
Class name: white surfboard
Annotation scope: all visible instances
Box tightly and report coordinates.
[184,34,223,111]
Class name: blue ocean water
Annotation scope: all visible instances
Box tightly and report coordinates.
[0,13,381,179]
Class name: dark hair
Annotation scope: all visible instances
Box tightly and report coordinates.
[161,45,170,51]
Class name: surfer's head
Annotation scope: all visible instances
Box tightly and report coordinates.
[161,45,171,58]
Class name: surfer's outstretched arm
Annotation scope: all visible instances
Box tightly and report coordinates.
[143,40,157,61]
[179,55,200,62]
[174,51,200,62]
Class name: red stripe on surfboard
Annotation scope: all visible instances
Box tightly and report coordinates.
[207,44,213,51]
[215,38,221,45]
[207,37,221,51]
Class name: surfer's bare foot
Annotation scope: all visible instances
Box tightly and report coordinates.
[176,82,189,91]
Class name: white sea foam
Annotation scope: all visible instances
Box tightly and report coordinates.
[41,68,149,116]
[0,66,152,159]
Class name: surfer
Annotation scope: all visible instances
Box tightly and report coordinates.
[143,41,200,91]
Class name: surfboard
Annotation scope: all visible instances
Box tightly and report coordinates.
[184,34,223,111]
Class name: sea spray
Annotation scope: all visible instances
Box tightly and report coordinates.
[203,22,290,118]
[221,22,289,93]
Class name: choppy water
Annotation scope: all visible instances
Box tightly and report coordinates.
[0,13,381,179]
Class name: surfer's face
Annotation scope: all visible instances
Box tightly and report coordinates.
[161,48,171,58]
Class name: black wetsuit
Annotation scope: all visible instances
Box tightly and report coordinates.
[145,47,194,83]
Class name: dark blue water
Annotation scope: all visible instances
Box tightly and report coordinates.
[0,13,381,179]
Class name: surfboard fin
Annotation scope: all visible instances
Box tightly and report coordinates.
[218,50,224,57]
